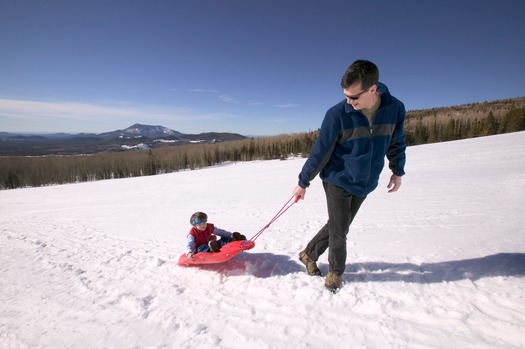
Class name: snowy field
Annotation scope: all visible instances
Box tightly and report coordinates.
[1,131,525,349]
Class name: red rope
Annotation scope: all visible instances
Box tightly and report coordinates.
[249,195,300,242]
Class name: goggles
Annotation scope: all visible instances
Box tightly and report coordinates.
[192,217,207,226]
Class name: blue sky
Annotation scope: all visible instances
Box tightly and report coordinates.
[1,0,524,136]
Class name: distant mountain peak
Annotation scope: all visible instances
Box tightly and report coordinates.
[123,124,183,137]
[0,124,247,156]
[100,124,183,139]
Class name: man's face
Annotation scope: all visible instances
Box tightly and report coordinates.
[343,83,377,110]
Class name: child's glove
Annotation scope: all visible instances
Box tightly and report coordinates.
[231,232,247,241]
[187,252,194,260]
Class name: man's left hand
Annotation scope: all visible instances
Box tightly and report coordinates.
[387,175,402,193]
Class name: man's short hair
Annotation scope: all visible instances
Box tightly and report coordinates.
[341,60,379,90]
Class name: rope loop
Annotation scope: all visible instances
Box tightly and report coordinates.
[249,195,299,242]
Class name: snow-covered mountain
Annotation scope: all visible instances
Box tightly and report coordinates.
[98,123,184,139]
[0,124,246,155]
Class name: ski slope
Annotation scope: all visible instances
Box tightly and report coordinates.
[1,132,524,348]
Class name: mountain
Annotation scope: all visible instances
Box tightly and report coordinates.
[0,124,246,156]
[98,123,184,139]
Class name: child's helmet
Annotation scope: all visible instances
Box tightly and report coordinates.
[190,212,208,226]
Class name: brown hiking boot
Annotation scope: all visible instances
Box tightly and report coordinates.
[299,250,322,276]
[324,272,342,293]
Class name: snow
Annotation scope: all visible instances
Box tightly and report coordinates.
[121,143,151,150]
[1,131,525,349]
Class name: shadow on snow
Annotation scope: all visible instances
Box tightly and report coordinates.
[187,252,525,283]
[184,252,302,278]
[342,253,525,284]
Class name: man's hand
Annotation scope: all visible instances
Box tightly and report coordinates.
[187,252,194,260]
[387,175,402,193]
[293,186,306,200]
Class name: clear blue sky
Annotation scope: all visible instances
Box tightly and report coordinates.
[1,0,524,136]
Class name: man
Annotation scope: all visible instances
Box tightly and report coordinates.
[293,59,406,292]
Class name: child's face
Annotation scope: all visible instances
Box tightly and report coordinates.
[195,222,207,231]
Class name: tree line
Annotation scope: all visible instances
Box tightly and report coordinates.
[404,97,525,145]
[406,108,524,145]
[0,131,318,189]
[1,98,524,190]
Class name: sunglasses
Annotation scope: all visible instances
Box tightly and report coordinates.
[344,87,370,100]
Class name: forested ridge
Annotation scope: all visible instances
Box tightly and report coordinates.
[1,97,523,189]
[405,97,525,144]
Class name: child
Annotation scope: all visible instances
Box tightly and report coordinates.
[185,211,246,260]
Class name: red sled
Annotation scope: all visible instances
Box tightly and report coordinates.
[177,240,255,266]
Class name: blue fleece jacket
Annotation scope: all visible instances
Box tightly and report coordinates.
[298,82,406,197]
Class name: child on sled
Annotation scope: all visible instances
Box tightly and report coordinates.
[185,212,246,260]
